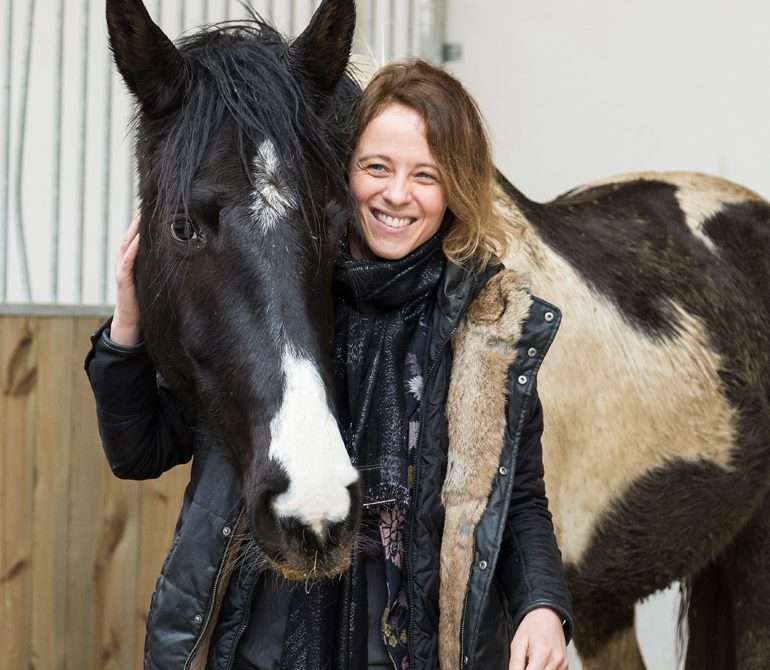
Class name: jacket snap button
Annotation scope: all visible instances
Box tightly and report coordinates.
[464,656,469,665]
[527,347,537,358]
[499,465,508,476]
[193,614,203,625]
[478,560,488,570]
[544,311,554,322]
[222,526,232,537]
[517,375,527,385]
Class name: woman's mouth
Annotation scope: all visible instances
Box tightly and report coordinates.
[371,208,416,230]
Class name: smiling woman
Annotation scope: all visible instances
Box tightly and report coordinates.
[347,60,509,267]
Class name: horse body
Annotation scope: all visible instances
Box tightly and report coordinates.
[499,171,770,667]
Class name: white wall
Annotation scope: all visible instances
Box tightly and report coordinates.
[444,2,770,667]
[445,0,770,203]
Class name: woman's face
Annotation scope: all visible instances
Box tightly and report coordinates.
[348,103,448,260]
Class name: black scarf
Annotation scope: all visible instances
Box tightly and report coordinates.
[278,234,445,670]
[333,233,445,508]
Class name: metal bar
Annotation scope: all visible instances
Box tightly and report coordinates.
[387,0,395,61]
[203,0,211,24]
[0,303,113,317]
[289,1,296,36]
[76,0,91,303]
[179,0,186,32]
[101,51,114,304]
[369,0,377,58]
[13,0,35,301]
[267,0,274,23]
[52,0,65,301]
[415,0,445,64]
[1,0,13,301]
[407,0,415,56]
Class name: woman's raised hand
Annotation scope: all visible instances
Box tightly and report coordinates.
[110,213,142,346]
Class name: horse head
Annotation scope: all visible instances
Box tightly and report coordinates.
[106,0,361,581]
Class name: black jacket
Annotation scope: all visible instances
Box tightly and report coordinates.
[85,262,573,670]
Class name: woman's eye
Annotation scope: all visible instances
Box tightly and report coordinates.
[416,172,438,182]
[365,163,387,174]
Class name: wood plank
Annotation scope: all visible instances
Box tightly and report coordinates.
[1,316,38,669]
[1,315,196,669]
[92,468,141,670]
[30,317,75,670]
[65,317,106,670]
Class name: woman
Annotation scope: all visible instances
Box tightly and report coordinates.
[86,60,572,670]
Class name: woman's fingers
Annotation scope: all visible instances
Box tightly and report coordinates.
[125,230,140,268]
[509,638,528,670]
[117,215,141,282]
[119,212,141,256]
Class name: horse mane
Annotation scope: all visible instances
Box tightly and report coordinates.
[137,13,358,236]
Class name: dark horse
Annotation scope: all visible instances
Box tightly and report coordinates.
[106,0,363,581]
[108,1,770,668]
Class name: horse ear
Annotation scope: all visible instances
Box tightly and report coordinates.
[290,0,356,93]
[106,0,188,117]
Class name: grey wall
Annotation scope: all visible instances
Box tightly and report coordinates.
[0,0,421,306]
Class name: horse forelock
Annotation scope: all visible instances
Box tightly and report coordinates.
[138,16,354,236]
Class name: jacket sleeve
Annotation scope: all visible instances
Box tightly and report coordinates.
[84,318,195,480]
[497,385,574,644]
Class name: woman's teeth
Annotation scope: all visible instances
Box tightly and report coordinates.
[373,209,414,229]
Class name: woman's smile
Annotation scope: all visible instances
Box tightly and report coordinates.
[369,207,417,231]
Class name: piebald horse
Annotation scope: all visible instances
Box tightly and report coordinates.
[498,171,770,669]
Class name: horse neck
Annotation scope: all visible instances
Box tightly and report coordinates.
[496,182,547,274]
[496,182,585,310]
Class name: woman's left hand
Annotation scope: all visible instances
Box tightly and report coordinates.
[509,607,568,670]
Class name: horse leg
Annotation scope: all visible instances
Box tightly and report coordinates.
[720,493,770,668]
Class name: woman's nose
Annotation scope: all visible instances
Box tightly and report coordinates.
[382,176,411,205]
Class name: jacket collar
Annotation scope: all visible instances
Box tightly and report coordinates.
[428,260,503,368]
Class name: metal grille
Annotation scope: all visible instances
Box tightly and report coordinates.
[0,0,445,308]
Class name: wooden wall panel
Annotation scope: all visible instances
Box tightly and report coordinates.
[1,317,37,668]
[0,316,191,670]
[66,317,108,670]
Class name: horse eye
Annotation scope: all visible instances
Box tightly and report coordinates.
[170,218,205,246]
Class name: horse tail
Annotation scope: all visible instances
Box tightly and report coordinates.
[679,558,736,670]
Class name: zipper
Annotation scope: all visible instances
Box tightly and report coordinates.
[225,557,263,670]
[183,508,245,670]
[406,321,461,670]
[458,589,470,670]
[224,596,253,670]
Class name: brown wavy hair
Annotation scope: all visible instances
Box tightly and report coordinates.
[350,60,506,269]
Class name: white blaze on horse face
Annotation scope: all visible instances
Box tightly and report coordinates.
[251,139,298,232]
[269,349,359,536]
